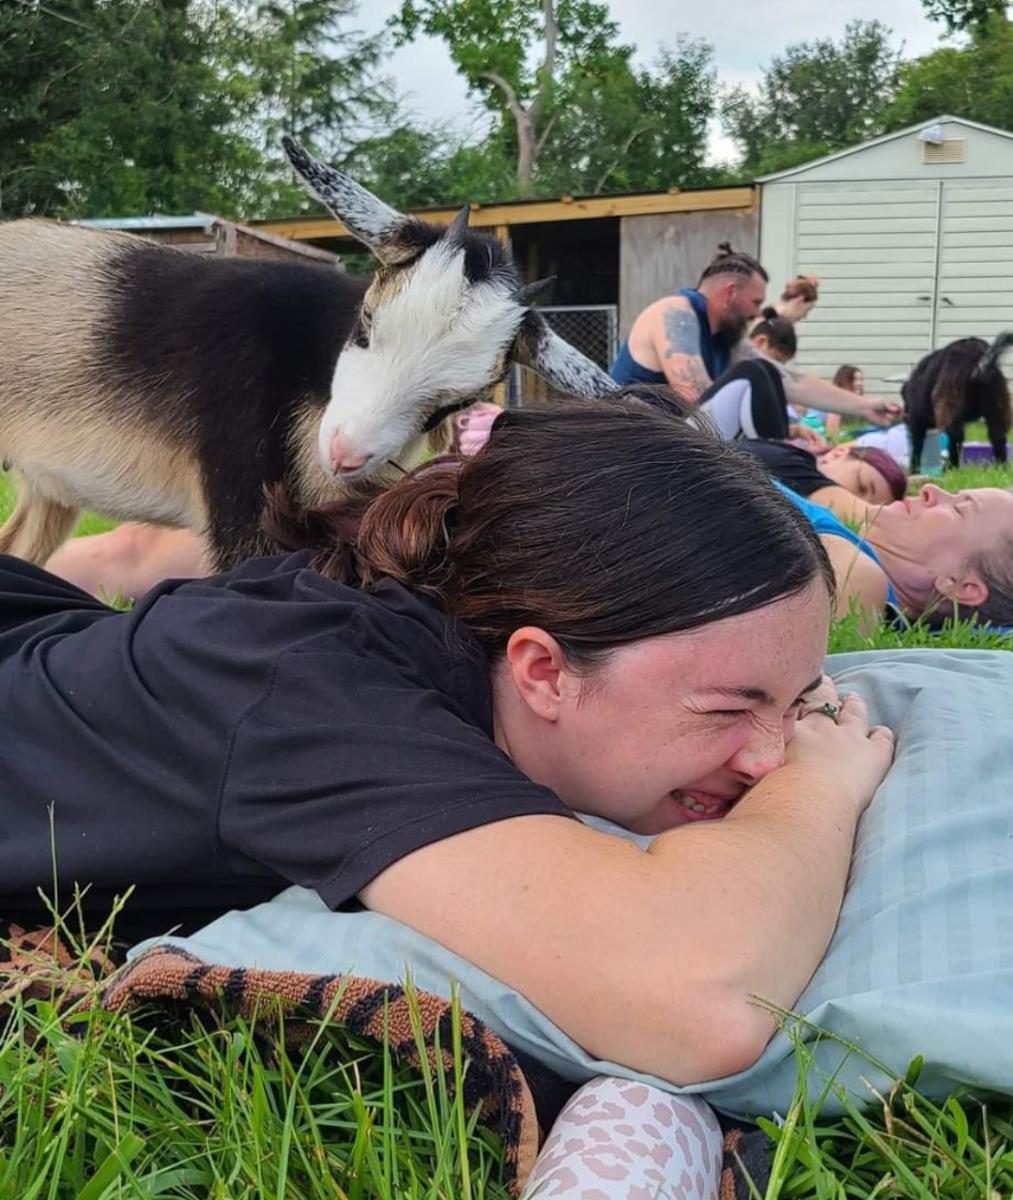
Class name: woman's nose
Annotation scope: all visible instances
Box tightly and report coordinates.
[731,727,787,784]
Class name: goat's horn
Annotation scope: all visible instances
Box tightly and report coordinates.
[446,204,471,240]
[513,312,620,399]
[518,276,556,306]
[282,135,406,256]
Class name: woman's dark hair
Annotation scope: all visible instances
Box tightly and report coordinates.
[847,446,908,502]
[263,390,834,666]
[698,242,769,285]
[832,364,861,391]
[750,307,797,359]
[781,275,820,304]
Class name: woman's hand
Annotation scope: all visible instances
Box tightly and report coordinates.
[786,678,895,815]
[789,422,828,449]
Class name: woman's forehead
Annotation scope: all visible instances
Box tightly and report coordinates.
[627,590,828,680]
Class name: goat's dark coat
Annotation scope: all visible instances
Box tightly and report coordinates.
[102,242,369,563]
[902,334,1013,472]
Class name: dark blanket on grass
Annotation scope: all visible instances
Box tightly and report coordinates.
[0,918,769,1198]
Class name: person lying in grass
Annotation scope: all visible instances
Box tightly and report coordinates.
[780,478,1013,628]
[737,439,908,519]
[3,395,901,1200]
[1,394,891,1067]
[631,384,1013,630]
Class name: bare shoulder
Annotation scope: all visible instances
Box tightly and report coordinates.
[632,293,692,337]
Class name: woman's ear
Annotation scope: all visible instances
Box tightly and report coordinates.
[504,627,568,721]
[934,567,989,613]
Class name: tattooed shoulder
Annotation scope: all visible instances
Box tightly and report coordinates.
[661,304,702,359]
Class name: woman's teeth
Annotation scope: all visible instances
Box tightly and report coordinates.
[674,792,722,815]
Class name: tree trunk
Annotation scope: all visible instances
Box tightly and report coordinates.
[479,0,557,197]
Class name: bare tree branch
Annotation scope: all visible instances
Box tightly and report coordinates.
[477,69,526,126]
[534,110,558,157]
[593,122,655,193]
[9,0,95,33]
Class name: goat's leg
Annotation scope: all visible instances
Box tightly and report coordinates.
[985,413,1009,465]
[907,419,928,474]
[945,426,963,469]
[0,476,79,565]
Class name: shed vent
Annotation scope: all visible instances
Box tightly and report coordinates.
[922,139,966,164]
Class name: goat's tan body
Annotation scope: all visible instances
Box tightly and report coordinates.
[0,222,211,562]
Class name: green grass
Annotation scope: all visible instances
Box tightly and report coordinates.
[0,925,510,1199]
[0,474,117,537]
[3,460,1013,1195]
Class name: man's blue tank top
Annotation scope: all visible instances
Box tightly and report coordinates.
[774,482,899,609]
[609,289,730,386]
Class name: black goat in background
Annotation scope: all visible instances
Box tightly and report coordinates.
[902,332,1013,472]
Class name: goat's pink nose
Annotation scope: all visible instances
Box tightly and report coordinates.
[329,434,371,474]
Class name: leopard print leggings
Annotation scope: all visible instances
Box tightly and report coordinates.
[521,1076,723,1200]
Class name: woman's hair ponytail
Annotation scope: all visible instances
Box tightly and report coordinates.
[261,465,464,600]
[355,466,461,597]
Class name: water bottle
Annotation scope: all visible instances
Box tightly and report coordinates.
[920,430,943,476]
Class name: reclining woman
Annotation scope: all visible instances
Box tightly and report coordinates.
[636,385,1013,630]
[739,438,908,518]
[3,395,892,1198]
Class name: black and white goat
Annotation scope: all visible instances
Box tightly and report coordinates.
[902,332,1013,472]
[0,137,617,570]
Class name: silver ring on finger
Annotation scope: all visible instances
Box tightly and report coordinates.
[806,700,840,722]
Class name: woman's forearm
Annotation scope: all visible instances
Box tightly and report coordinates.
[646,764,862,1062]
[363,767,866,1086]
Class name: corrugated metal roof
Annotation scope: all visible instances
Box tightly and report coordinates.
[71,213,218,231]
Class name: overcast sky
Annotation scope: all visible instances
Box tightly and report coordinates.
[363,0,952,161]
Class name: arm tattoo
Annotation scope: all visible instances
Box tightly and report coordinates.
[660,305,711,401]
[662,306,703,358]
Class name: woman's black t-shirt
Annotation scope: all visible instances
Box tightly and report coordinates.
[0,553,570,939]
[736,439,831,498]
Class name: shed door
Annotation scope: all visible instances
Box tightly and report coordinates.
[935,181,1013,348]
[792,181,939,393]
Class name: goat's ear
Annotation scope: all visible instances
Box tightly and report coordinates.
[518,276,556,306]
[282,136,407,263]
[512,310,620,399]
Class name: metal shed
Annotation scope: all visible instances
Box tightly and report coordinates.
[759,115,1013,394]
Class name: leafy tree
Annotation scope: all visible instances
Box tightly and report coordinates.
[342,120,514,210]
[721,20,902,176]
[534,37,718,195]
[0,0,396,219]
[886,12,1013,133]
[392,0,631,197]
[239,0,396,214]
[920,0,1007,33]
[0,0,262,217]
[391,1,716,198]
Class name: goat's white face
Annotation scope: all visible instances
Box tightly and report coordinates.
[282,136,619,480]
[320,238,525,478]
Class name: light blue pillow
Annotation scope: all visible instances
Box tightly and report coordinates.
[133,649,1013,1118]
